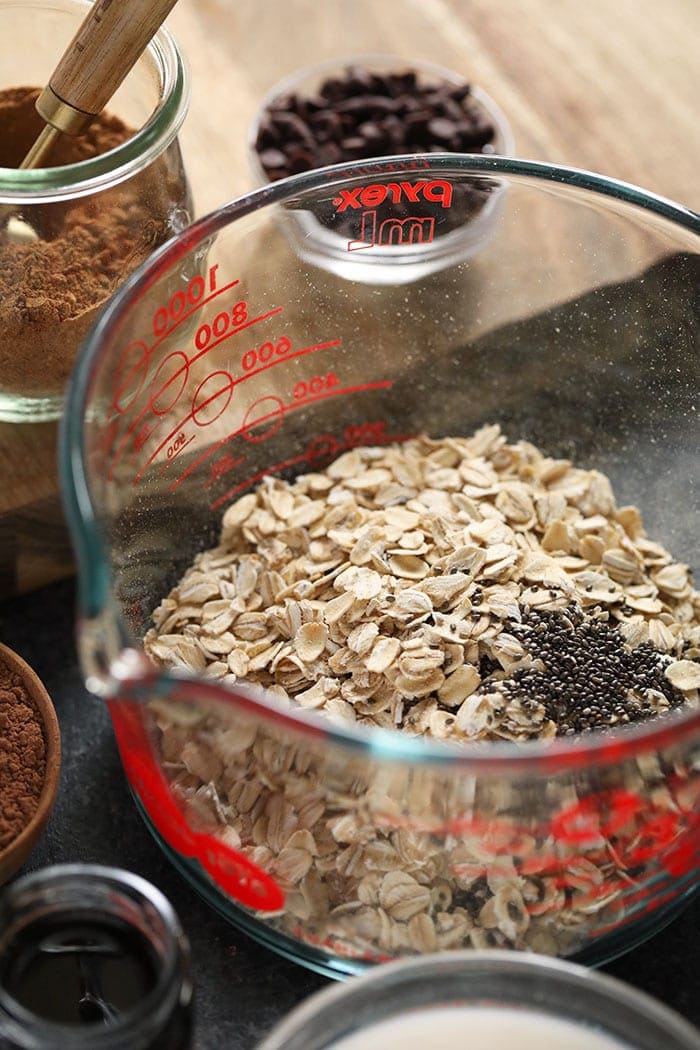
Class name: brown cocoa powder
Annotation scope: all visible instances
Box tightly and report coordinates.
[0,87,189,397]
[0,653,46,850]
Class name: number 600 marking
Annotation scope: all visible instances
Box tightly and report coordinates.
[241,336,291,372]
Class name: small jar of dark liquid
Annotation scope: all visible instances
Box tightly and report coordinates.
[0,865,192,1049]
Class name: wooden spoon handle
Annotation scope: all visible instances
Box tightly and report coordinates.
[35,0,180,135]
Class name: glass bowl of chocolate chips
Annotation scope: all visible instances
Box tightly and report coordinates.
[248,56,515,283]
[61,151,699,978]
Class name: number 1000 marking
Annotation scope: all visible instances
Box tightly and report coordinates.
[152,264,220,337]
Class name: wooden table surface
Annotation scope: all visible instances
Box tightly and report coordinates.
[170,0,700,216]
[3,0,699,595]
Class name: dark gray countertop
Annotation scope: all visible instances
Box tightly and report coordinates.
[1,578,698,1048]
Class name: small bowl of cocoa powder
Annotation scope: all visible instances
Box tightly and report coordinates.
[0,643,60,885]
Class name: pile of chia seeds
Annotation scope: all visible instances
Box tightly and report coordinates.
[504,606,686,734]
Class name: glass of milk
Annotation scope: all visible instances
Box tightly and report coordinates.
[256,951,700,1050]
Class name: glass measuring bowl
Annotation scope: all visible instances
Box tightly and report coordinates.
[60,156,700,978]
[0,0,192,423]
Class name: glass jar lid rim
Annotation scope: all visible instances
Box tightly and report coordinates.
[0,19,189,201]
[0,864,188,1049]
[256,949,700,1050]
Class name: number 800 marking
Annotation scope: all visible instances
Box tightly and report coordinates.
[194,301,248,351]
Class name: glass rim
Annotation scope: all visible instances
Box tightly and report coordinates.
[0,864,186,1048]
[0,0,189,201]
[255,949,700,1049]
[60,153,700,775]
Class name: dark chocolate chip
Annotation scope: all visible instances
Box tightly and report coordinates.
[320,78,347,102]
[441,97,468,121]
[449,82,472,102]
[258,147,288,170]
[339,136,368,158]
[255,63,497,189]
[404,109,433,130]
[427,117,459,142]
[269,93,296,113]
[317,141,343,165]
[255,119,280,150]
[357,121,388,145]
[345,66,375,93]
[459,115,495,148]
[286,148,315,173]
[394,70,417,92]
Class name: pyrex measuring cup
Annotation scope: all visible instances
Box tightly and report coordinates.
[61,156,700,978]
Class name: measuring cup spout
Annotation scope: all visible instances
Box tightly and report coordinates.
[78,606,143,698]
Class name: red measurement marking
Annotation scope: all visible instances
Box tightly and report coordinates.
[171,441,245,494]
[191,371,236,428]
[127,422,164,466]
[287,924,392,963]
[341,158,431,180]
[663,825,699,876]
[372,782,699,904]
[204,451,247,489]
[148,278,240,357]
[159,434,195,473]
[283,380,394,432]
[208,452,310,505]
[199,425,404,505]
[188,307,282,368]
[112,339,150,414]
[594,878,688,937]
[209,380,393,510]
[150,338,340,490]
[240,395,285,443]
[166,340,340,492]
[132,421,157,455]
[110,308,283,483]
[98,417,121,465]
[149,351,191,416]
[175,415,402,499]
[238,338,340,385]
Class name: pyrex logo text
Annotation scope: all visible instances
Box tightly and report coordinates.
[332,179,453,212]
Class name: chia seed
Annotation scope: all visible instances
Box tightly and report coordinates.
[495,605,688,734]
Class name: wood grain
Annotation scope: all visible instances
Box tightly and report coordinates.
[169,0,700,215]
[49,0,180,120]
[2,0,698,596]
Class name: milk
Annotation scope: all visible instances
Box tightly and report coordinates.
[327,1006,632,1050]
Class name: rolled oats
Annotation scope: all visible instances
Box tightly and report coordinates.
[144,426,699,964]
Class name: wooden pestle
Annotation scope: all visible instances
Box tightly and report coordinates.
[22,0,181,169]
[2,0,180,241]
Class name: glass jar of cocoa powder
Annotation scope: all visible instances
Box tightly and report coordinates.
[0,0,192,423]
